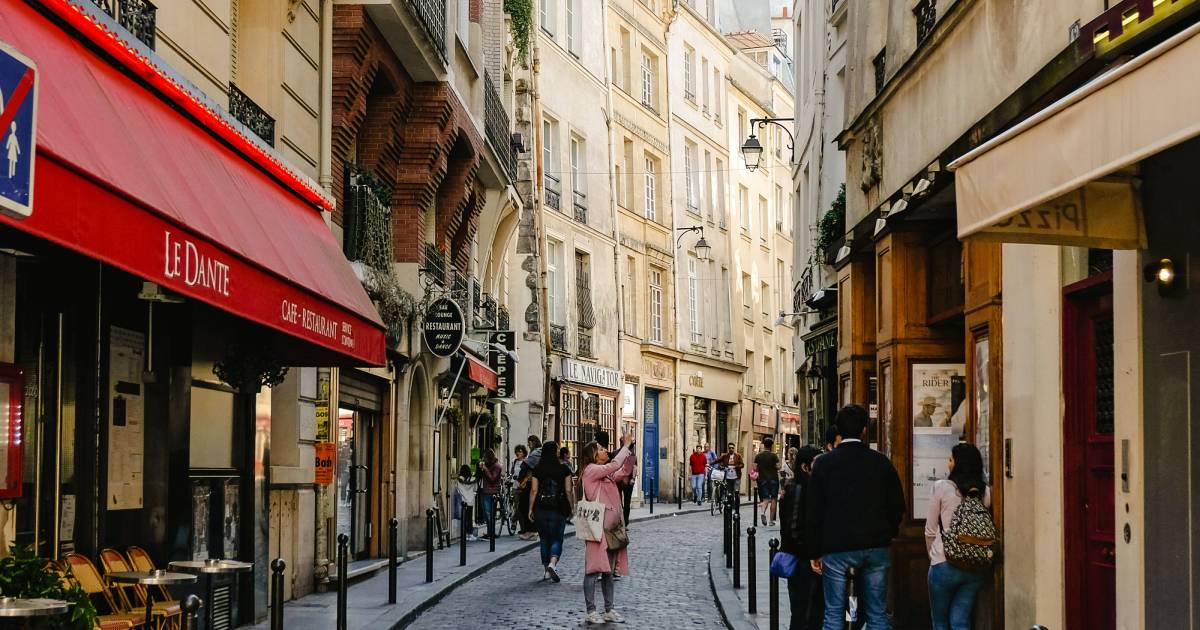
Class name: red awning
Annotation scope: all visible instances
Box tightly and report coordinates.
[465,354,498,392]
[0,2,385,365]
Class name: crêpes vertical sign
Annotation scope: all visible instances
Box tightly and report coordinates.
[423,298,465,357]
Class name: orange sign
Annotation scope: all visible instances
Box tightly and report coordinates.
[314,442,335,485]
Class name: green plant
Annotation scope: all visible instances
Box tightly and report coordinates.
[470,410,496,427]
[439,405,464,426]
[0,545,97,629]
[505,0,532,62]
[368,267,423,348]
[213,344,289,393]
[815,183,846,259]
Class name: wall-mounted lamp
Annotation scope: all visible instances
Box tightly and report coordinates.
[889,196,910,216]
[913,177,933,196]
[834,239,853,264]
[1144,257,1182,297]
[874,202,890,237]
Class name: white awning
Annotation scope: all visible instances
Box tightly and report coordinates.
[950,21,1200,247]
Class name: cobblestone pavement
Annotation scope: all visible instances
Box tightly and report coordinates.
[408,511,723,629]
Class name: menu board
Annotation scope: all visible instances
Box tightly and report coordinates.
[911,363,966,517]
[107,327,145,510]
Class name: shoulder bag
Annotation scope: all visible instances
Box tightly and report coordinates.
[574,478,605,542]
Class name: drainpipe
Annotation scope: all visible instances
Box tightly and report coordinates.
[319,0,334,208]
[528,21,553,442]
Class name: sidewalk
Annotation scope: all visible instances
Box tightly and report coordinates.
[248,499,709,629]
[710,504,791,630]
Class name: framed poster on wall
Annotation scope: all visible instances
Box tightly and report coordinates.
[911,362,966,517]
[0,364,24,499]
[973,335,991,483]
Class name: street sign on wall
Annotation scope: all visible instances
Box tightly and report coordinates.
[423,298,465,357]
[0,40,37,219]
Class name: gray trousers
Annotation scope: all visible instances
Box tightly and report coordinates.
[584,550,618,612]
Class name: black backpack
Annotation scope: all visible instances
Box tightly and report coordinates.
[537,476,567,511]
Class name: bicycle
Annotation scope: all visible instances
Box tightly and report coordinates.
[709,470,728,516]
[496,479,518,536]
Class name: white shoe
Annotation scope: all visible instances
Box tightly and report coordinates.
[542,568,550,581]
[547,564,560,582]
[584,611,605,624]
[604,610,626,623]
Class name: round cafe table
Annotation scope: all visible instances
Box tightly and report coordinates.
[168,559,253,627]
[0,596,69,621]
[107,570,196,628]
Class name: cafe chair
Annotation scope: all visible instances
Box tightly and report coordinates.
[124,547,173,603]
[98,548,182,630]
[61,553,145,628]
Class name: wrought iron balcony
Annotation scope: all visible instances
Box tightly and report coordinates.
[796,267,814,312]
[544,175,562,212]
[91,0,157,49]
[406,0,447,58]
[498,305,511,331]
[472,280,482,317]
[915,0,936,44]
[229,83,275,147]
[573,191,587,224]
[451,270,470,314]
[550,324,568,352]
[484,72,516,181]
[423,243,447,286]
[480,294,499,329]
[343,165,392,268]
[578,329,594,358]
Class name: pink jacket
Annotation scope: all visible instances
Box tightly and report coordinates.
[581,447,635,576]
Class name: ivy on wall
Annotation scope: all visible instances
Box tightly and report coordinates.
[815,183,846,260]
[505,0,532,62]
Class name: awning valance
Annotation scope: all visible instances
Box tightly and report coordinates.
[0,1,386,365]
[950,21,1200,247]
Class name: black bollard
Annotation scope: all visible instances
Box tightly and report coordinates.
[181,594,202,630]
[460,505,471,567]
[733,507,742,588]
[388,518,398,604]
[753,485,759,526]
[747,526,757,614]
[488,499,496,553]
[724,489,733,567]
[677,476,683,510]
[336,533,349,630]
[649,487,655,514]
[425,508,435,583]
[769,538,779,630]
[270,558,285,630]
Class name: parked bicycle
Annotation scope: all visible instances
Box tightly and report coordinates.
[709,466,729,515]
[496,478,518,536]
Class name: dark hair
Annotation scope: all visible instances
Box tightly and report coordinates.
[762,437,774,450]
[823,425,839,449]
[835,405,869,441]
[482,448,497,466]
[596,430,610,449]
[580,440,604,476]
[534,440,565,478]
[457,465,473,481]
[793,445,822,484]
[948,442,986,497]
[528,435,542,448]
[559,446,570,458]
[514,445,527,456]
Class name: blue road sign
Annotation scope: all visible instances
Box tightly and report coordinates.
[0,40,37,219]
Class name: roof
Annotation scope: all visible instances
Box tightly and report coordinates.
[725,30,776,50]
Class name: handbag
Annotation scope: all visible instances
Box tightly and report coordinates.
[574,480,605,542]
[769,551,799,578]
[604,519,629,551]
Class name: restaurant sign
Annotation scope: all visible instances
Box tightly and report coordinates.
[560,358,621,390]
[423,298,465,357]
[488,330,516,398]
[969,180,1145,249]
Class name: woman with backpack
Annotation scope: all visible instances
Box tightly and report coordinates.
[529,440,572,582]
[925,442,994,630]
[779,445,823,630]
[579,432,634,624]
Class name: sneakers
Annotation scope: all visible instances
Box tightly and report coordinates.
[603,610,626,623]
[547,564,561,583]
[584,611,605,624]
[542,568,550,582]
[769,520,777,527]
[761,513,768,526]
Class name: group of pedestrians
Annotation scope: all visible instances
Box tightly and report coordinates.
[777,404,995,630]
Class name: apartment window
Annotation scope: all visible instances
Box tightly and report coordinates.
[644,156,658,221]
[688,256,701,344]
[915,0,936,44]
[746,350,755,390]
[684,141,699,213]
[765,356,775,397]
[640,52,656,111]
[738,185,749,229]
[703,150,713,220]
[701,58,710,112]
[542,117,558,179]
[575,250,595,354]
[621,138,634,208]
[721,266,733,341]
[683,47,696,102]
[716,158,727,227]
[874,48,887,95]
[540,0,555,36]
[776,259,786,315]
[570,135,585,194]
[737,108,747,145]
[759,196,769,241]
[619,29,632,91]
[547,239,563,325]
[713,69,722,122]
[762,281,771,319]
[624,257,637,337]
[774,185,784,232]
[649,268,664,343]
[614,163,624,208]
[741,272,752,322]
[567,0,581,54]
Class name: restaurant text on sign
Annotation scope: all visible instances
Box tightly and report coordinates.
[163,231,230,296]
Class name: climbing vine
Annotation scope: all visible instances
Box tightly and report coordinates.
[815,183,846,260]
[505,0,532,62]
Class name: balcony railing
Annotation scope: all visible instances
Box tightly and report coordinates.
[92,0,157,49]
[550,324,568,352]
[915,0,936,44]
[573,191,587,224]
[498,305,511,331]
[406,0,447,57]
[484,72,516,181]
[451,270,470,315]
[343,165,392,268]
[423,243,447,286]
[796,267,814,311]
[475,293,499,329]
[578,329,593,357]
[229,83,276,147]
[544,175,562,211]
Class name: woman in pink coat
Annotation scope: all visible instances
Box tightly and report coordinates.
[579,433,634,624]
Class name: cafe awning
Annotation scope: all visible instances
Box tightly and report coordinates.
[950,21,1200,247]
[0,1,386,365]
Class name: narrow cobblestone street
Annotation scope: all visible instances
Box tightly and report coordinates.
[408,511,723,629]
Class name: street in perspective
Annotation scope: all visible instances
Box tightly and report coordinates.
[0,0,1195,628]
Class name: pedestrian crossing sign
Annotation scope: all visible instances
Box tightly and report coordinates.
[0,40,36,220]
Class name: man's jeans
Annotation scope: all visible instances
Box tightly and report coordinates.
[821,547,891,630]
[927,562,985,630]
[480,494,495,535]
[690,474,705,503]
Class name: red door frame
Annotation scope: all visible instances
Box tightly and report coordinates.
[1062,271,1115,630]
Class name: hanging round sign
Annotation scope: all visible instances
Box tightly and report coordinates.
[423,297,465,357]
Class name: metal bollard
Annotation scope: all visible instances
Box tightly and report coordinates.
[425,508,435,583]
[270,558,285,630]
[732,507,742,589]
[336,533,349,630]
[649,487,655,514]
[460,505,472,566]
[489,499,496,553]
[181,594,202,630]
[768,538,780,630]
[388,518,398,604]
[753,485,759,526]
[677,476,683,510]
[723,494,732,565]
[747,526,757,614]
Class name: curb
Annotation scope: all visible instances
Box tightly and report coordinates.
[709,540,760,630]
[390,505,713,628]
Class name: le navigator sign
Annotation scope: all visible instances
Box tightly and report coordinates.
[561,358,621,391]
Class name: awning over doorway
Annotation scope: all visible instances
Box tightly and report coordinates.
[950,21,1200,248]
[464,354,499,392]
[0,1,386,365]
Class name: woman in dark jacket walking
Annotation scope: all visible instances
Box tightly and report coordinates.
[780,445,824,630]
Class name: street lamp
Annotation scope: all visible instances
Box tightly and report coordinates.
[675,226,711,262]
[774,309,816,327]
[740,117,795,171]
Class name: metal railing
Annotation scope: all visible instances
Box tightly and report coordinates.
[544,175,562,211]
[484,72,516,180]
[796,267,813,311]
[451,270,470,314]
[423,243,447,286]
[91,0,157,49]
[573,191,587,224]
[406,0,447,57]
[915,0,936,43]
[578,329,593,357]
[343,165,392,267]
[498,305,511,331]
[229,83,276,147]
[550,324,568,352]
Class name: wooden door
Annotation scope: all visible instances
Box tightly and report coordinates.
[1063,275,1115,630]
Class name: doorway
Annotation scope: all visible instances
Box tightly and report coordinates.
[1063,273,1115,630]
[336,408,376,560]
[641,389,660,495]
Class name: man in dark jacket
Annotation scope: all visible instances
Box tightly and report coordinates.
[806,405,904,630]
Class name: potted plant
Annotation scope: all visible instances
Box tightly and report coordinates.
[0,545,97,629]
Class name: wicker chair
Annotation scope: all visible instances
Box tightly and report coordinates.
[61,554,144,628]
[98,549,181,630]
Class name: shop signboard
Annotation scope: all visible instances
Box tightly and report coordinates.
[0,40,37,219]
[488,330,515,398]
[314,442,335,485]
[560,358,621,390]
[423,298,465,357]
